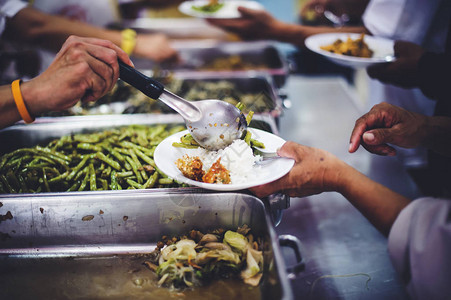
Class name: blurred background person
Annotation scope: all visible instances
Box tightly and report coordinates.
[0,0,178,84]
[207,0,450,193]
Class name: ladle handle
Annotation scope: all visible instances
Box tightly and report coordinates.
[118,60,164,99]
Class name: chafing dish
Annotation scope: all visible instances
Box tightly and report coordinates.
[0,191,302,299]
[40,74,283,123]
[132,40,288,88]
[0,114,278,155]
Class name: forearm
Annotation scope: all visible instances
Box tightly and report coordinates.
[333,163,410,236]
[5,7,121,52]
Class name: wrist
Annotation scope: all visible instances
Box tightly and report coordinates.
[274,22,307,47]
[327,160,358,195]
[11,79,35,123]
[19,80,46,117]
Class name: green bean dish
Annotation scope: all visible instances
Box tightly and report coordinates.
[0,125,186,194]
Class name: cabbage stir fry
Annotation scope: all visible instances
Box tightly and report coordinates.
[144,225,264,289]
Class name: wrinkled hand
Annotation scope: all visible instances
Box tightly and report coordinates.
[206,7,283,40]
[25,36,133,114]
[250,141,345,198]
[349,102,427,156]
[366,40,425,88]
[134,33,178,63]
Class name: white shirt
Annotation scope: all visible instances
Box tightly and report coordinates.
[362,0,451,167]
[388,197,451,300]
[0,0,27,35]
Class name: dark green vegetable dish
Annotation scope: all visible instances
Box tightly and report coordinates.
[0,125,185,193]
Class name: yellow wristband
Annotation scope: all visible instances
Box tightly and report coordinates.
[11,79,35,124]
[121,28,137,55]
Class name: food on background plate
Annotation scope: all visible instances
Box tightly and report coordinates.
[143,225,263,289]
[320,33,373,58]
[192,0,225,13]
[0,125,186,193]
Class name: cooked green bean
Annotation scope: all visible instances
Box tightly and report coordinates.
[129,149,147,180]
[126,178,143,189]
[250,138,265,149]
[158,178,173,185]
[143,172,159,189]
[0,125,185,193]
[110,170,118,190]
[96,152,121,171]
[89,163,96,191]
[78,169,90,191]
[77,143,102,152]
[125,155,143,184]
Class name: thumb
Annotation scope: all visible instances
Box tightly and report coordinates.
[363,128,395,145]
[277,141,299,160]
[237,6,261,17]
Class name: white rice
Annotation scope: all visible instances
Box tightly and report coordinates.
[189,139,263,184]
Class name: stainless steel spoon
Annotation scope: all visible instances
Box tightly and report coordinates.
[324,10,349,27]
[118,61,247,151]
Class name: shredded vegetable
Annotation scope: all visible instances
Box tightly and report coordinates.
[144,225,264,290]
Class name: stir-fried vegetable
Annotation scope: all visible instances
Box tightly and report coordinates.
[0,125,186,193]
[145,225,264,289]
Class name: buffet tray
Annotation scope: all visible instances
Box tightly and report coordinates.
[132,40,288,88]
[0,114,278,155]
[0,190,298,299]
[41,74,283,122]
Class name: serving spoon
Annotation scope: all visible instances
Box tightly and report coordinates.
[118,61,247,151]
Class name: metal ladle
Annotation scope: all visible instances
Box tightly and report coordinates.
[118,61,247,151]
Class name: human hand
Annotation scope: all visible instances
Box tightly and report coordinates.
[22,35,133,114]
[134,33,178,63]
[349,102,428,156]
[206,7,284,40]
[250,141,346,198]
[301,0,338,23]
[366,40,425,88]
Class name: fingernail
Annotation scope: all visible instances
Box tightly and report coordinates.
[348,143,353,152]
[363,132,375,142]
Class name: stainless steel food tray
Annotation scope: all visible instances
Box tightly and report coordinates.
[132,40,288,88]
[0,191,301,299]
[0,114,278,155]
[48,74,283,120]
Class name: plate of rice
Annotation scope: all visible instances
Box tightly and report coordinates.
[154,128,294,191]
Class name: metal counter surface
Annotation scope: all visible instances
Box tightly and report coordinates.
[277,75,422,299]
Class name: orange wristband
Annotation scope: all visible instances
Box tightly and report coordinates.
[11,79,34,124]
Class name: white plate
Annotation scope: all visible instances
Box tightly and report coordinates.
[178,0,264,19]
[305,33,395,68]
[154,129,294,191]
